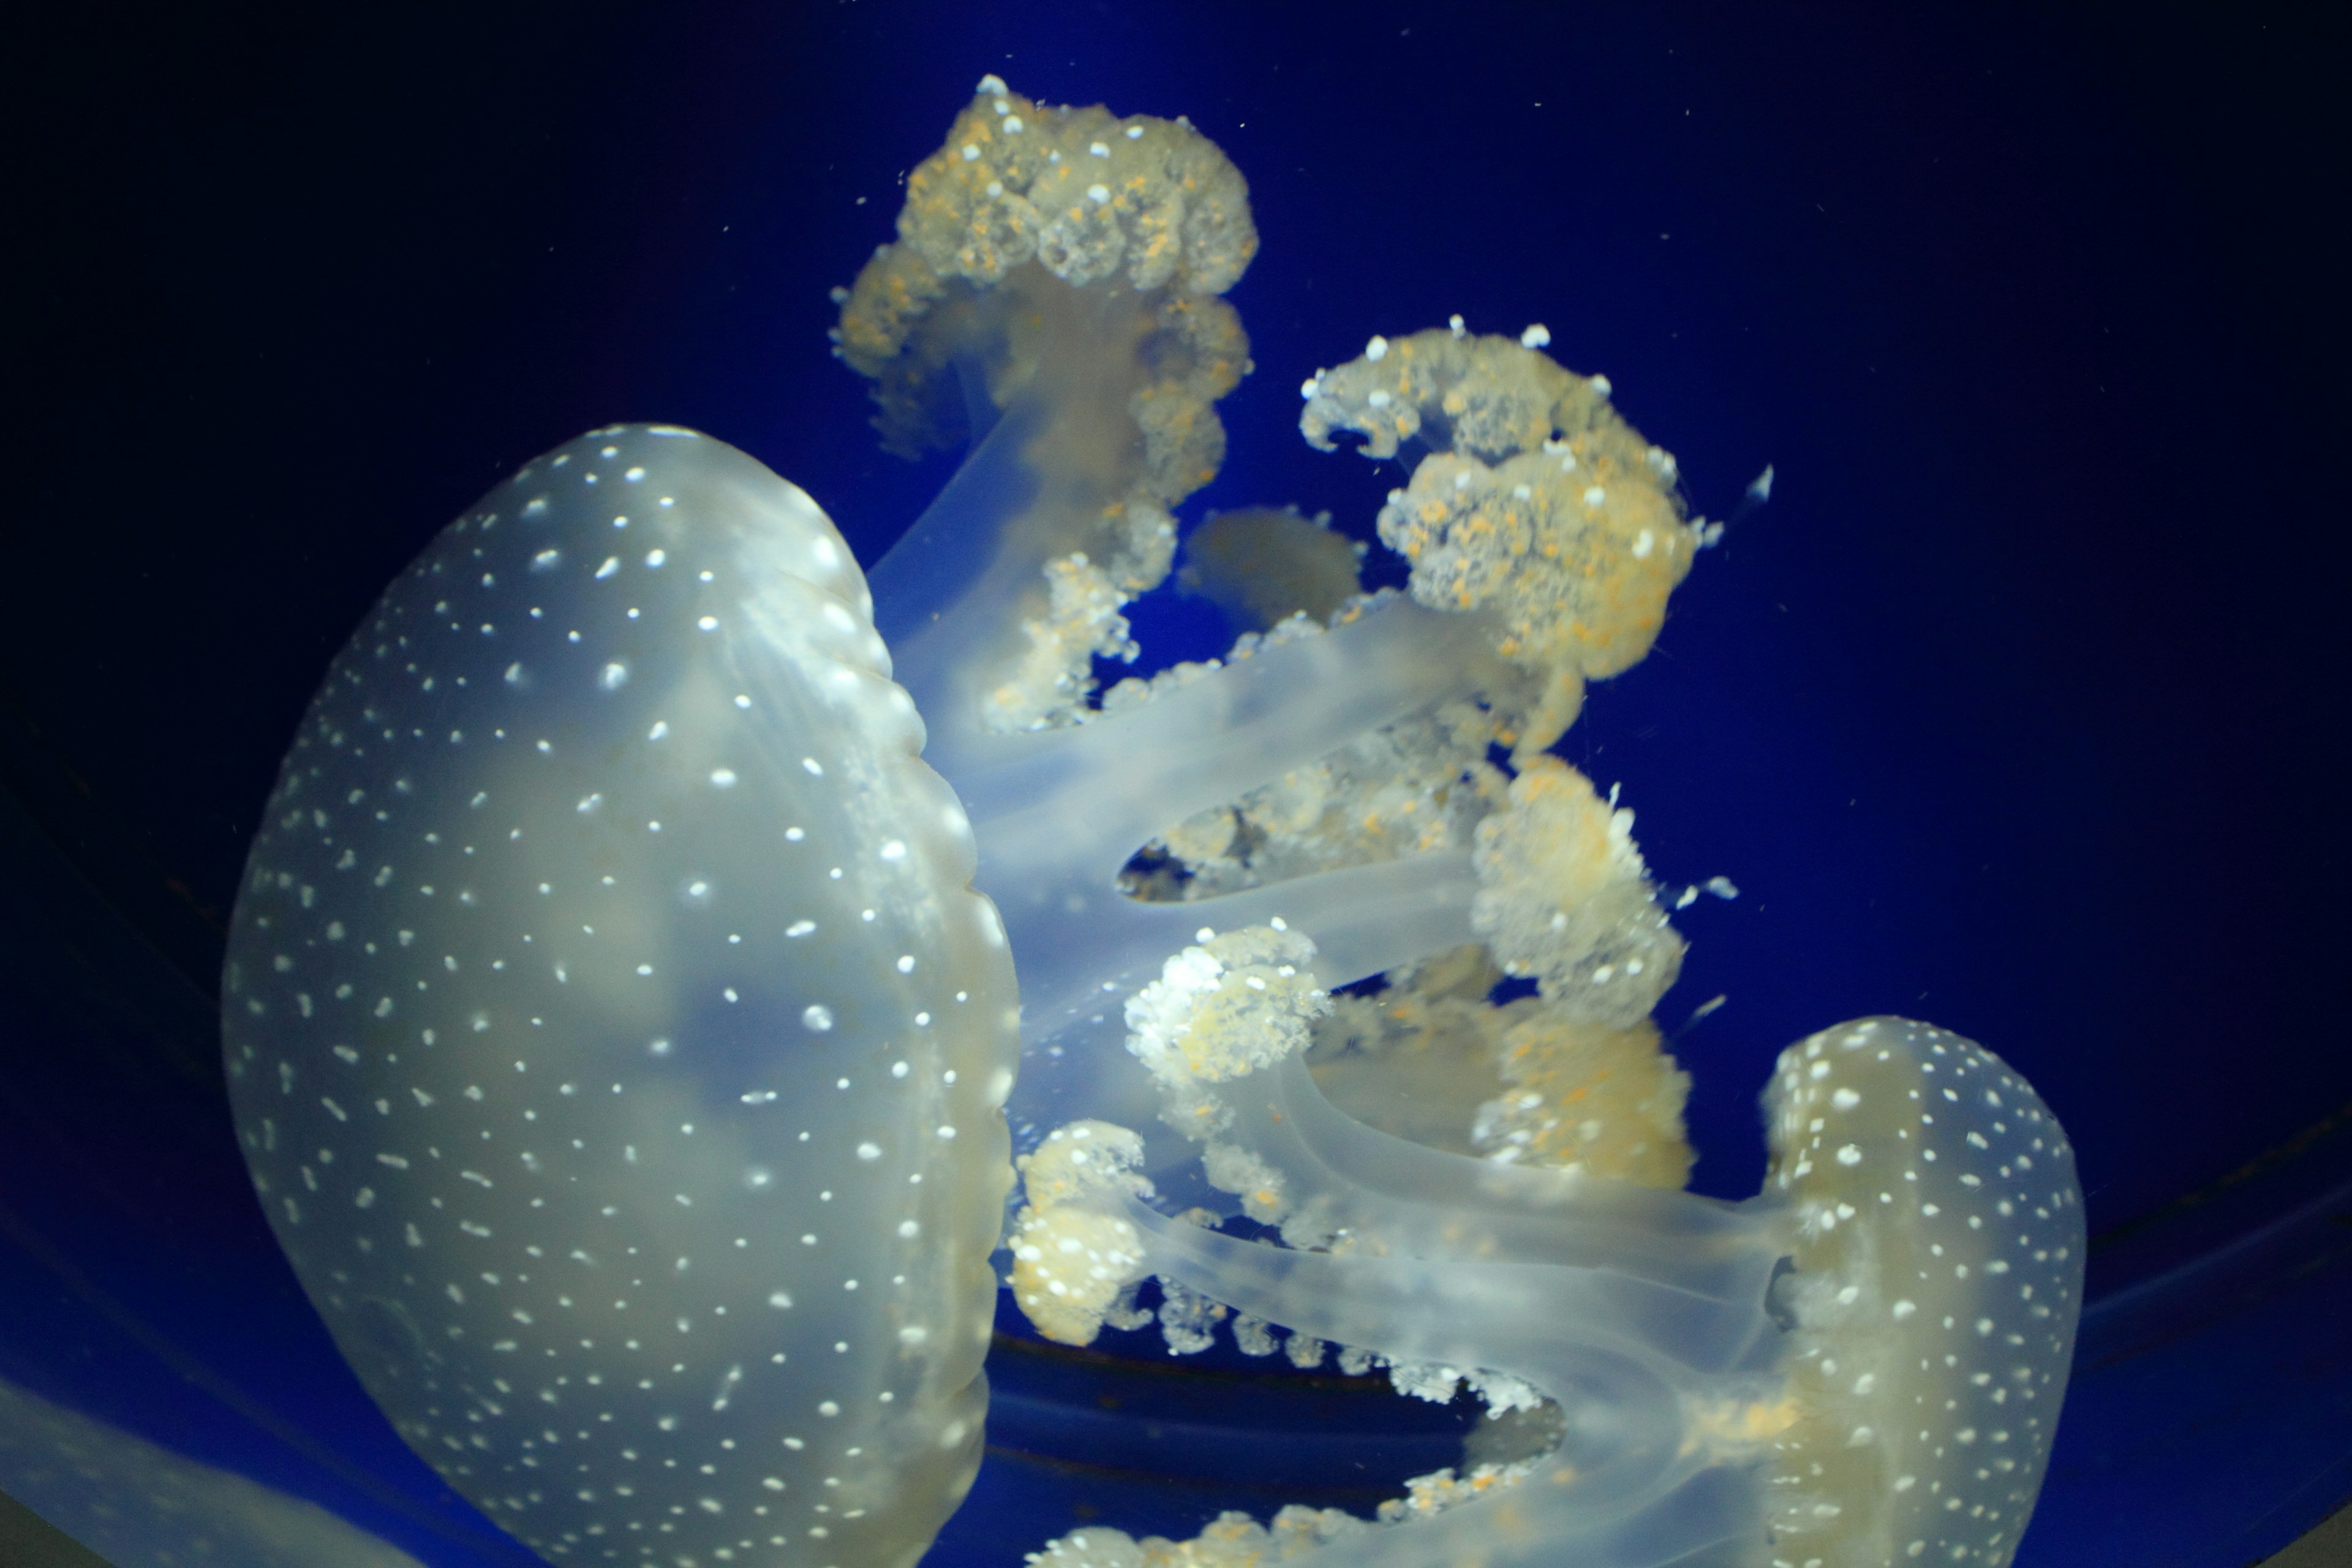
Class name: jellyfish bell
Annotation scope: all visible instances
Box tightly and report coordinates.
[222,426,1019,1566]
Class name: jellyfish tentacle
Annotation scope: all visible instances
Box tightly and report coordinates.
[865,395,1046,712]
[990,850,1474,1035]
[1227,1055,1781,1304]
[1182,849,1480,986]
[932,595,1497,879]
[1129,1198,1773,1392]
[1125,1201,1779,1567]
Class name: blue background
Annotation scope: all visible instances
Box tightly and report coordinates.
[5,3,2347,1564]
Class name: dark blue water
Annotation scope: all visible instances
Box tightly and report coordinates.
[6,4,2346,1564]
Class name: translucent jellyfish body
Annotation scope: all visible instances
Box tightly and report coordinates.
[222,427,1017,1566]
[219,78,2090,1568]
[827,81,2084,1568]
[1015,1014,2081,1567]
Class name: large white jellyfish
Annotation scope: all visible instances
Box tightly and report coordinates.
[222,80,2083,1568]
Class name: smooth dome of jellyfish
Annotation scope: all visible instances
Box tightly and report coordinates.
[220,76,2087,1568]
[222,428,1017,1566]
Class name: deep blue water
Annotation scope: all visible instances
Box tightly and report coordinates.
[6,4,2347,1564]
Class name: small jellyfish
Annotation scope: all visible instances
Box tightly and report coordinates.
[1015,1001,2082,1568]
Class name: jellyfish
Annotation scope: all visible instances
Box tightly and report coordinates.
[219,78,2083,1568]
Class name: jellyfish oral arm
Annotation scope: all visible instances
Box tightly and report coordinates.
[893,593,1491,1024]
[1028,1019,2079,1568]
[862,396,1050,706]
[922,594,1495,867]
[1137,1200,1766,1491]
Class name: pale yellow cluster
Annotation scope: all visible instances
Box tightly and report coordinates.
[1374,1458,1550,1526]
[834,80,1251,439]
[1470,756,1685,1028]
[981,505,1180,731]
[837,79,1253,366]
[1027,1506,1369,1567]
[1006,1121,1155,1346]
[1122,923,1331,1091]
[1300,329,1599,461]
[1471,1011,1694,1186]
[1010,924,1332,1348]
[1306,945,1523,1155]
[1308,943,1696,1188]
[835,77,1258,728]
[982,551,1146,732]
[1122,923,1332,1223]
[1302,328,1702,755]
